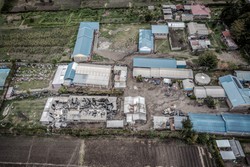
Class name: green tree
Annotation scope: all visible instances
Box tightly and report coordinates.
[197,133,210,145]
[198,52,218,69]
[0,0,4,12]
[182,119,198,144]
[205,96,217,108]
[144,14,152,22]
[136,75,143,82]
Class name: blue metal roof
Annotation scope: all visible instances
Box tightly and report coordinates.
[0,68,10,87]
[72,22,99,58]
[133,57,177,68]
[219,75,250,107]
[189,113,226,133]
[138,29,154,53]
[223,114,250,133]
[189,113,250,134]
[79,22,99,31]
[64,62,77,80]
[151,25,169,34]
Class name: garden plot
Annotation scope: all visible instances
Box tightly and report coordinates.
[12,63,54,91]
[169,29,187,51]
[155,39,171,54]
[0,27,76,62]
[1,98,47,128]
[98,24,150,52]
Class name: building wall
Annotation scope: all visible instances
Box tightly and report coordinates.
[193,15,210,20]
[154,34,168,39]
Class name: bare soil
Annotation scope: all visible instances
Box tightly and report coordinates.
[85,138,214,167]
[0,136,214,167]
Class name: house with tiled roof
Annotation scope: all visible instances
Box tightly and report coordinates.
[191,4,211,19]
[221,30,238,51]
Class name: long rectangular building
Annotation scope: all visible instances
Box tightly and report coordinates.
[138,29,154,53]
[40,96,117,127]
[189,113,250,135]
[52,62,112,89]
[71,22,99,62]
[133,68,193,79]
[219,75,250,111]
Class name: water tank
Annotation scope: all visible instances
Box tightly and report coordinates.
[195,73,211,85]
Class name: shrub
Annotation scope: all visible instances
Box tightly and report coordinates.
[198,51,218,69]
[136,75,143,82]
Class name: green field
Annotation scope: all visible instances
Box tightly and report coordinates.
[155,39,171,54]
[1,98,47,128]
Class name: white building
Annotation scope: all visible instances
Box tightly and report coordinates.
[106,120,125,128]
[124,96,146,124]
[168,22,185,30]
[133,68,193,79]
[52,65,68,89]
[194,86,226,99]
[114,66,127,89]
[73,63,111,87]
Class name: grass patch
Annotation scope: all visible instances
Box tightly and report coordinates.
[206,21,227,50]
[11,64,54,91]
[1,98,47,128]
[92,54,109,62]
[155,39,171,53]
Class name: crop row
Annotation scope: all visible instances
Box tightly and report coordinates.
[1,27,77,41]
[2,46,66,55]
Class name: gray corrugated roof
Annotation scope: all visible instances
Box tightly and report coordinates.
[229,140,245,158]
[216,140,231,148]
[220,151,236,160]
[235,71,250,81]
[106,120,124,128]
[151,25,169,34]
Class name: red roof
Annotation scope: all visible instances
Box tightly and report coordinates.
[176,4,184,10]
[191,4,211,16]
[222,30,231,37]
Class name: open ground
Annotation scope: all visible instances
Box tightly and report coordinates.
[0,136,214,167]
[1,98,47,128]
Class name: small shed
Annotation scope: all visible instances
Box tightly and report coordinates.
[182,79,194,91]
[106,120,124,128]
[181,14,194,21]
[168,22,185,30]
[216,140,231,148]
[176,60,187,68]
[153,116,169,130]
[5,87,14,99]
[220,151,236,160]
[173,116,187,130]
[163,78,172,85]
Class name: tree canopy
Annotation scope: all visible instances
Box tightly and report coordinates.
[198,51,218,69]
[221,0,250,61]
